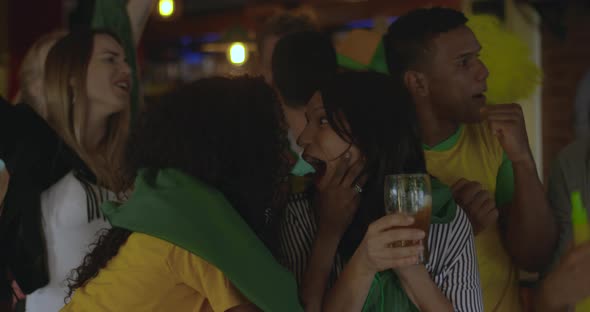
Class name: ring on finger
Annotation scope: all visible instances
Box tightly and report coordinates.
[353,183,363,194]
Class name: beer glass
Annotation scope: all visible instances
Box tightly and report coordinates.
[384,174,432,263]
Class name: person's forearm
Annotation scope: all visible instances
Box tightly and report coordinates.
[321,249,375,312]
[300,228,341,312]
[397,265,453,312]
[127,0,156,46]
[502,157,557,272]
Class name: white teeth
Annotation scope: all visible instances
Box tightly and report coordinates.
[116,82,129,90]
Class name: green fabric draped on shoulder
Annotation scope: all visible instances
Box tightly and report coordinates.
[430,177,458,224]
[102,168,303,312]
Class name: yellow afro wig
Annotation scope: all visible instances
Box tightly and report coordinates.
[467,14,542,104]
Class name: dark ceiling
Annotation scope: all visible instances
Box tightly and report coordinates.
[182,0,301,15]
[145,0,459,40]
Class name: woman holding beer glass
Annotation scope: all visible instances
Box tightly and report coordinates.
[296,72,482,311]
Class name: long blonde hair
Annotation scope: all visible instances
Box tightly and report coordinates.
[44,30,129,193]
[17,30,67,115]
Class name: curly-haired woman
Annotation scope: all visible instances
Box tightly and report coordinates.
[61,76,302,312]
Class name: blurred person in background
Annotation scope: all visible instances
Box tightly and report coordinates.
[574,70,590,138]
[535,136,590,311]
[270,31,340,284]
[257,10,318,85]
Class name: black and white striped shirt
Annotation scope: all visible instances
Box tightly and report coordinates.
[278,191,483,312]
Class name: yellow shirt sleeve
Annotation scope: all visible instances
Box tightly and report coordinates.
[168,245,250,312]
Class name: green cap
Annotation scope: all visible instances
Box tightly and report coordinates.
[571,191,588,225]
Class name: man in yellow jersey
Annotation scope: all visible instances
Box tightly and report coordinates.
[384,7,557,311]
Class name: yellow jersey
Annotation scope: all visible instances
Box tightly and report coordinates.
[424,123,521,312]
[61,232,249,312]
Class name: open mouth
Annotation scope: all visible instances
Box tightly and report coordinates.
[472,92,486,103]
[302,153,327,183]
[472,87,487,100]
[114,80,131,94]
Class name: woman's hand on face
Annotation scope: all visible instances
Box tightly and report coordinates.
[315,153,367,238]
[354,214,426,276]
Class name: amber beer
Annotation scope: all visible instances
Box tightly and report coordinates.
[384,174,432,263]
[400,198,431,262]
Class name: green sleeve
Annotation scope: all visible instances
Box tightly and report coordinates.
[495,152,515,207]
[92,0,139,118]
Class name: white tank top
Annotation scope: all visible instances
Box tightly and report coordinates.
[26,172,112,312]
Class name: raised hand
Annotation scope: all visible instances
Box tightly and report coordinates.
[315,152,367,237]
[451,178,498,235]
[481,104,534,166]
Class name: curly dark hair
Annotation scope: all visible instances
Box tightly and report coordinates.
[66,76,290,299]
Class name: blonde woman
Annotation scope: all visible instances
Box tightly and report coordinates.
[44,30,130,193]
[18,30,129,312]
[0,2,154,310]
[15,31,67,118]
